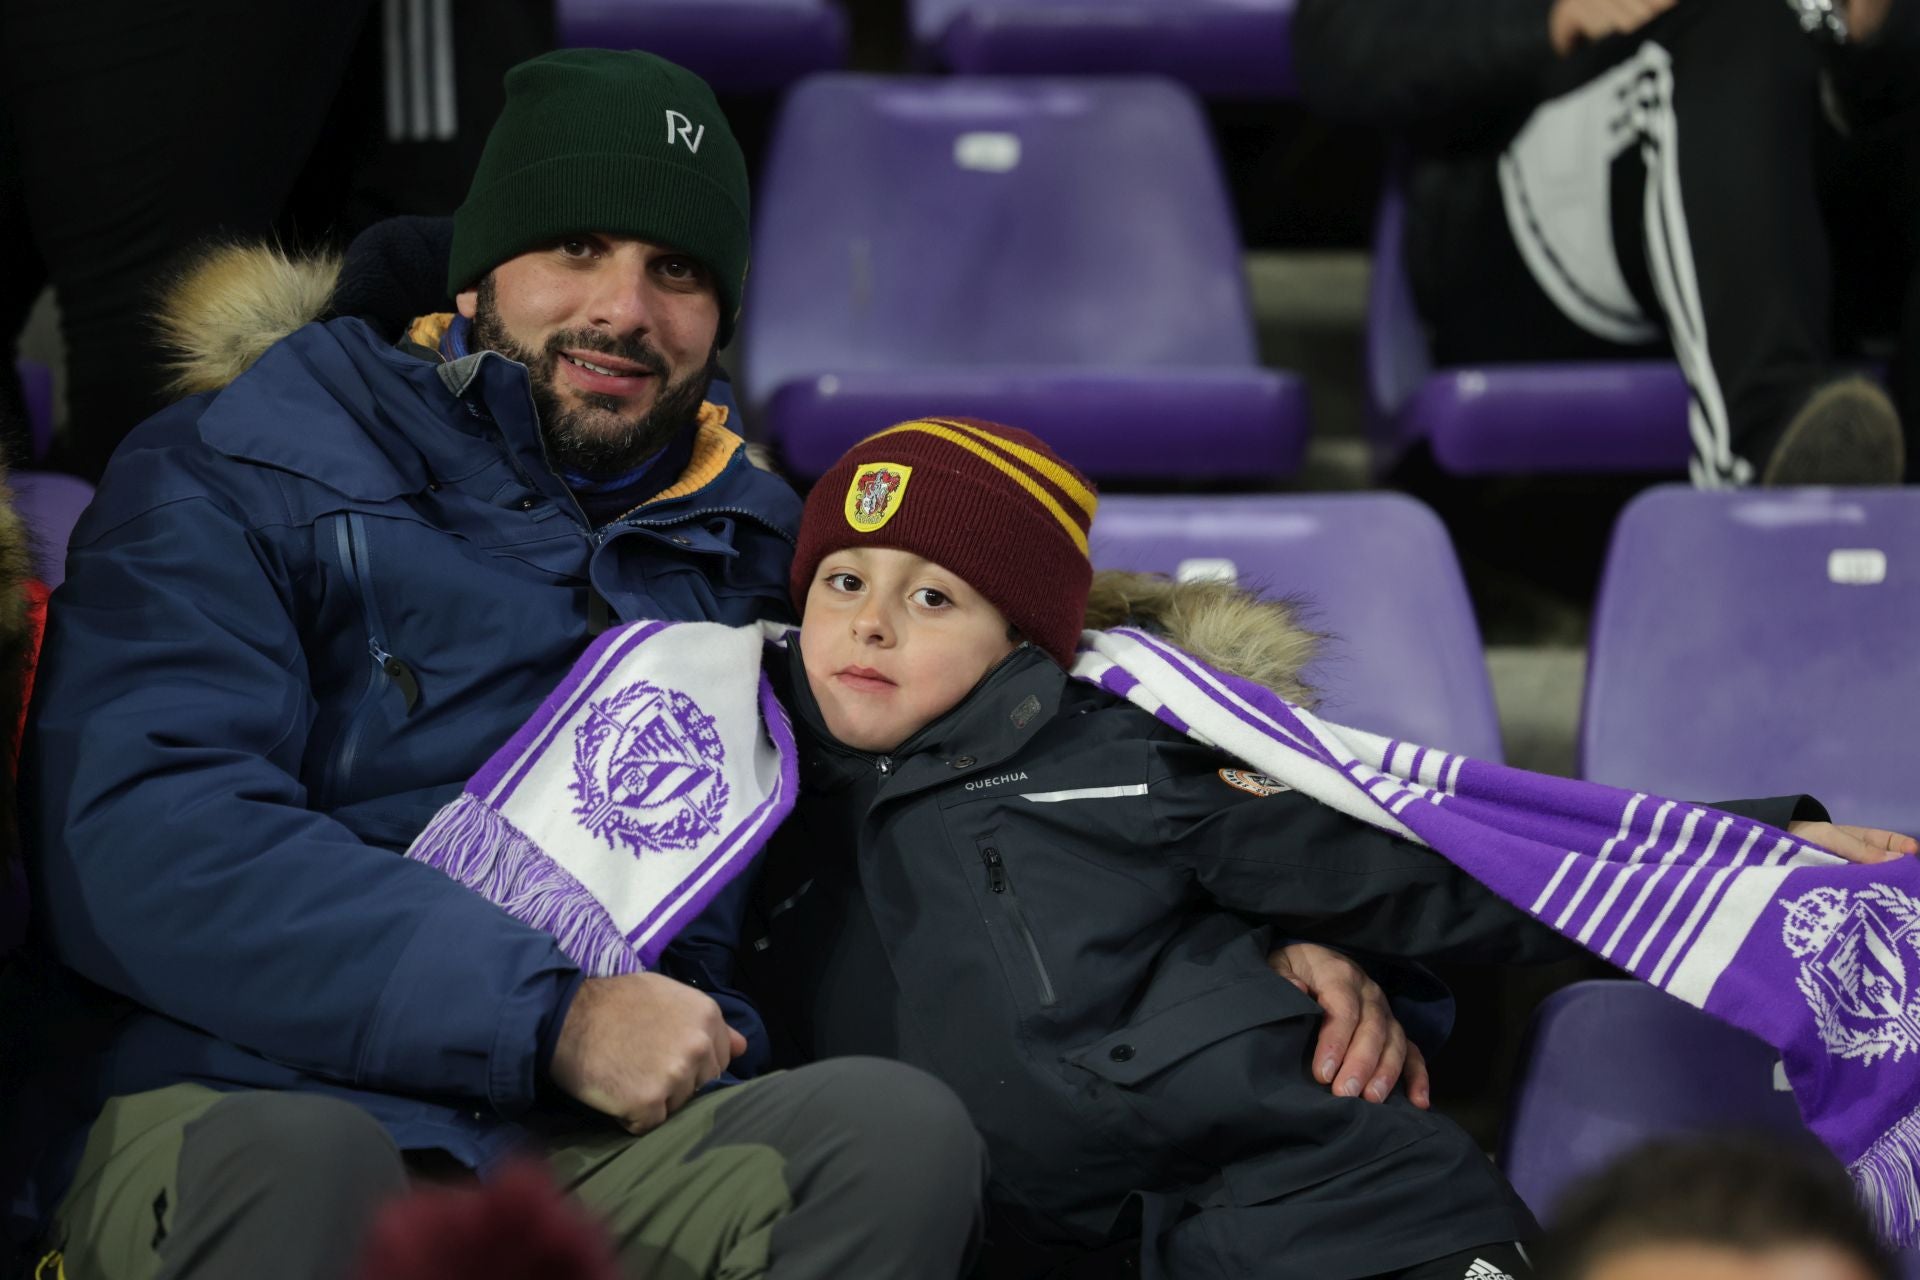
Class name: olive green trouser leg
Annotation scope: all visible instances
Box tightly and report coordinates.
[38,1058,984,1280]
[39,1083,409,1280]
[543,1057,987,1280]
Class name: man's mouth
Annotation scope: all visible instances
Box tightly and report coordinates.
[557,350,660,397]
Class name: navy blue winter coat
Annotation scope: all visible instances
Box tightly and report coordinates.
[7,311,802,1234]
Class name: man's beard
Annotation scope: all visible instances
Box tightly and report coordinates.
[469,275,718,479]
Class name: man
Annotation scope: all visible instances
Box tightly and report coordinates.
[1295,0,1920,487]
[2,48,1413,1280]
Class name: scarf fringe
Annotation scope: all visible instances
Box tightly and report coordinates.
[1851,1099,1920,1247]
[411,794,641,976]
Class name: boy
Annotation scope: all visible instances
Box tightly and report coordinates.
[746,418,1642,1280]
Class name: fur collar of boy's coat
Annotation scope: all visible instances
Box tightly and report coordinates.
[1084,571,1319,706]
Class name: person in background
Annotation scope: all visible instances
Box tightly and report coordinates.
[1537,1135,1896,1280]
[1294,0,1920,487]
[0,0,552,478]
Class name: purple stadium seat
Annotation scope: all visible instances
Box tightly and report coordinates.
[743,76,1310,482]
[911,0,1298,98]
[1500,980,1810,1222]
[556,0,847,95]
[1088,494,1502,761]
[11,471,95,590]
[1366,180,1691,477]
[1582,486,1920,835]
[16,358,52,463]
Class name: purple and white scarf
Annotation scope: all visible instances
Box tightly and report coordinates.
[408,620,1920,1243]
[407,620,796,973]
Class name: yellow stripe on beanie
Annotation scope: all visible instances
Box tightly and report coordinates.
[934,419,1098,523]
[860,420,1092,556]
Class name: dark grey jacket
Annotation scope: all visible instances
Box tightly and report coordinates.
[747,636,1815,1279]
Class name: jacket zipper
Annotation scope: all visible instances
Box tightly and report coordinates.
[610,506,799,548]
[321,513,419,806]
[482,358,796,550]
[980,844,1057,1007]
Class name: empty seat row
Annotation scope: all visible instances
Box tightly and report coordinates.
[17,350,1909,835]
[739,76,1725,485]
[741,75,1310,483]
[1094,487,1920,834]
[554,0,1301,98]
[22,69,1729,487]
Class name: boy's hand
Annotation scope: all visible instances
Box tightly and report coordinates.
[549,973,748,1135]
[1268,942,1431,1110]
[1789,819,1918,864]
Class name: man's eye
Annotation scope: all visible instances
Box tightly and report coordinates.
[912,588,950,609]
[558,238,594,258]
[658,257,704,283]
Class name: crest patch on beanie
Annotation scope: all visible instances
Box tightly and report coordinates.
[845,463,912,531]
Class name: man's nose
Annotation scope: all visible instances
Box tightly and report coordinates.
[586,258,655,336]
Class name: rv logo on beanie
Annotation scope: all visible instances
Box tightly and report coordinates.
[846,463,912,531]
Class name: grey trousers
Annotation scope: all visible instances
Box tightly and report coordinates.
[38,1058,986,1280]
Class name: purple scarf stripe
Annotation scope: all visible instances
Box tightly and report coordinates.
[481,621,669,805]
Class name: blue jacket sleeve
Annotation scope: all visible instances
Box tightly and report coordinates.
[25,485,579,1115]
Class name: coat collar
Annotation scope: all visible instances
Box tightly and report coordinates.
[192,314,767,523]
[782,639,1067,803]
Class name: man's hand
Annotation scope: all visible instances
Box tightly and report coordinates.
[1549,0,1677,56]
[1846,0,1894,42]
[1268,942,1431,1109]
[548,973,747,1135]
[1789,819,1919,864]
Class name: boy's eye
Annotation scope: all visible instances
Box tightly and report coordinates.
[825,572,863,593]
[911,588,950,609]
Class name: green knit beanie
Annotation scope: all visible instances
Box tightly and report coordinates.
[449,49,750,346]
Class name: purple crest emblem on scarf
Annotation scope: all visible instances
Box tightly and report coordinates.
[570,681,731,855]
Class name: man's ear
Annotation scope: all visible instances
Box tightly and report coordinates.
[455,288,479,320]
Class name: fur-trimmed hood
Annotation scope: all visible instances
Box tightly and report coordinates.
[1084,570,1319,706]
[156,244,343,397]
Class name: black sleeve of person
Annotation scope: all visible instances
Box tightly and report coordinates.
[1291,0,1560,129]
[1149,738,1577,965]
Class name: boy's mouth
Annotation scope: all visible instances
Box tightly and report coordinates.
[836,665,897,693]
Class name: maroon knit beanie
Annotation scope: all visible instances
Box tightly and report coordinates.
[790,418,1099,669]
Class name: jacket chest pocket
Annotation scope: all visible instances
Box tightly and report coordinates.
[317,511,421,809]
[971,833,1058,1009]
